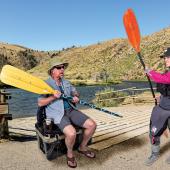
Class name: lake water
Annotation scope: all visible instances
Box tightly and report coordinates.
[4,81,155,118]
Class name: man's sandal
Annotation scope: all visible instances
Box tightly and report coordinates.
[66,156,77,168]
[78,150,95,158]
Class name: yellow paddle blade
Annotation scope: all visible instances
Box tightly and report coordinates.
[0,65,55,94]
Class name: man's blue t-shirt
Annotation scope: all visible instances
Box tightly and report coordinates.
[59,85,71,110]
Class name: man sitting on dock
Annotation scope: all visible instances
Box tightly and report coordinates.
[38,61,96,168]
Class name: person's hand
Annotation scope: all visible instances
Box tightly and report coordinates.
[144,67,151,74]
[155,96,160,103]
[53,91,62,99]
[72,96,79,104]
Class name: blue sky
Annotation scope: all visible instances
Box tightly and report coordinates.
[0,0,169,51]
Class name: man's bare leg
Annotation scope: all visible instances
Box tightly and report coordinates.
[63,125,77,167]
[79,119,96,152]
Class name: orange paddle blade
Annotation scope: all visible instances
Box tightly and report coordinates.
[123,8,141,52]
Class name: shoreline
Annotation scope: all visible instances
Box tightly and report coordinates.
[0,79,150,88]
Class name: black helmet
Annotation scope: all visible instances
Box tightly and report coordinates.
[160,48,170,58]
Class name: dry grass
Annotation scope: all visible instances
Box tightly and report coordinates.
[1,27,170,84]
[29,27,170,83]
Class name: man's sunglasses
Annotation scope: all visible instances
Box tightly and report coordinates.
[54,65,65,70]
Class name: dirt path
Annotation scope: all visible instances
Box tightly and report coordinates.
[0,133,170,170]
[1,104,170,169]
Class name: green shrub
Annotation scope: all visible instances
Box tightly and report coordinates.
[93,87,128,107]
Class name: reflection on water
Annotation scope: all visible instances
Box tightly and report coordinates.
[5,81,155,118]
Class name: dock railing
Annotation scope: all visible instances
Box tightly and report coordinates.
[95,87,158,105]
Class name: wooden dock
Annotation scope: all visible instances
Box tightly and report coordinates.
[84,105,152,150]
[8,104,153,150]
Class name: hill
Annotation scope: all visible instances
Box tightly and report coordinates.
[0,42,53,71]
[30,27,170,83]
[1,27,170,85]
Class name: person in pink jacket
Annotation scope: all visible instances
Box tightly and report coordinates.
[144,48,170,166]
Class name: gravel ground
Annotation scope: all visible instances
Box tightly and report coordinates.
[0,133,170,170]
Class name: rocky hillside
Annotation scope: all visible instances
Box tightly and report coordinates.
[1,27,170,84]
[0,42,53,71]
[30,27,170,83]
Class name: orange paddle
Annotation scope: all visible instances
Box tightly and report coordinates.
[123,8,157,105]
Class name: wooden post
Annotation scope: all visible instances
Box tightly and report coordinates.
[0,115,9,138]
[0,89,12,139]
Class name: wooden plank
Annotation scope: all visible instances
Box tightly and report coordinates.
[94,116,150,137]
[84,107,151,122]
[0,104,8,114]
[95,113,150,131]
[84,106,152,150]
[89,111,150,131]
[89,126,149,150]
[86,107,150,121]
[93,121,149,143]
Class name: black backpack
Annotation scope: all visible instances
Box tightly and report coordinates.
[36,106,46,127]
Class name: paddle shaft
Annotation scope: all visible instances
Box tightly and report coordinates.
[79,100,122,118]
[62,95,122,118]
[137,52,157,105]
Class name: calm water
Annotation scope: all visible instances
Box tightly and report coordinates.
[5,81,155,118]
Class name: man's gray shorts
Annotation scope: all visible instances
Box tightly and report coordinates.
[56,108,89,132]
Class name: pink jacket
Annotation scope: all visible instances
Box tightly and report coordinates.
[148,70,170,84]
